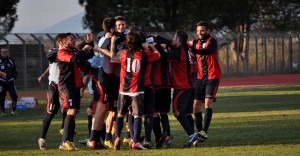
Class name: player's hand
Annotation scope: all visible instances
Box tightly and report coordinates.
[0,72,7,79]
[111,35,119,43]
[82,45,93,51]
[105,32,113,38]
[38,76,43,82]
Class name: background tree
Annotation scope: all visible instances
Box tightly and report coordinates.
[0,0,19,35]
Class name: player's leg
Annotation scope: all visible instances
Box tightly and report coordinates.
[39,82,60,150]
[7,81,18,115]
[173,88,198,148]
[143,86,155,148]
[131,95,147,150]
[0,82,7,116]
[201,79,220,139]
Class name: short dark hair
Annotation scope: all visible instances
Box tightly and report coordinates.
[115,16,126,22]
[196,21,210,29]
[102,17,116,32]
[176,30,188,44]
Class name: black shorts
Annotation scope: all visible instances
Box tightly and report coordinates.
[172,87,194,114]
[108,74,119,111]
[46,81,60,114]
[59,84,81,110]
[90,69,109,103]
[118,94,144,117]
[194,79,220,101]
[144,86,155,116]
[154,87,171,113]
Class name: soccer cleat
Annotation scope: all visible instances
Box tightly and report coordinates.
[155,135,166,148]
[131,142,147,150]
[0,112,7,117]
[114,137,121,150]
[104,140,114,149]
[184,133,199,148]
[142,140,151,149]
[59,141,75,151]
[192,136,205,147]
[10,111,18,116]
[123,137,131,146]
[70,142,79,150]
[87,140,105,149]
[198,130,208,140]
[38,138,47,150]
[164,135,173,147]
[78,138,89,145]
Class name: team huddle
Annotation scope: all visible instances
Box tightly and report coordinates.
[37,16,222,151]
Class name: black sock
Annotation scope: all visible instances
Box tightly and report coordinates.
[133,117,142,143]
[12,100,17,112]
[160,113,171,136]
[61,111,67,129]
[41,113,54,139]
[187,114,194,132]
[153,116,162,142]
[62,115,74,142]
[194,112,203,132]
[105,132,112,141]
[176,114,194,136]
[115,116,124,138]
[69,118,75,142]
[203,108,213,133]
[144,116,153,142]
[101,123,106,141]
[127,114,134,138]
[0,101,4,113]
[87,115,92,137]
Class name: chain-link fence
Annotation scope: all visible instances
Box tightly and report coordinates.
[0,32,299,89]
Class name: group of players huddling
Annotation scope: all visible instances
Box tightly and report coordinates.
[37,16,221,151]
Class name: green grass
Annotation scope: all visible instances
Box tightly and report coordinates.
[1,85,300,155]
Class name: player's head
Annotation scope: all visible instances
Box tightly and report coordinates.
[196,21,210,40]
[174,30,188,46]
[55,33,64,48]
[126,30,142,50]
[61,33,76,49]
[0,48,9,58]
[115,16,126,34]
[102,17,116,33]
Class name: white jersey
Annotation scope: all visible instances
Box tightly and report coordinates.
[48,62,59,85]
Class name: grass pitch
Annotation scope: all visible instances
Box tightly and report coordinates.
[0,85,300,155]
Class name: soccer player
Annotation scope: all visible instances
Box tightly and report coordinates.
[0,48,18,116]
[190,21,222,144]
[110,30,161,150]
[57,33,93,151]
[37,33,66,150]
[163,31,199,147]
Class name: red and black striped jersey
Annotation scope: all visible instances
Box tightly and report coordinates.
[191,35,222,80]
[166,46,194,89]
[112,49,160,96]
[57,49,83,88]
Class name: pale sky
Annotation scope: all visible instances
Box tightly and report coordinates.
[12,0,88,33]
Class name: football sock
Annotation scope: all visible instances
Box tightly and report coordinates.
[105,132,112,141]
[176,114,194,135]
[101,123,106,141]
[87,115,92,137]
[69,115,76,142]
[203,108,213,133]
[187,114,195,131]
[115,116,124,138]
[194,112,203,132]
[62,115,74,142]
[153,116,162,141]
[61,111,67,129]
[12,100,17,112]
[128,113,134,138]
[41,113,54,139]
[144,115,153,142]
[133,117,142,143]
[160,113,171,136]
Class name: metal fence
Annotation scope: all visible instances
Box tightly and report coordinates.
[0,32,299,89]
